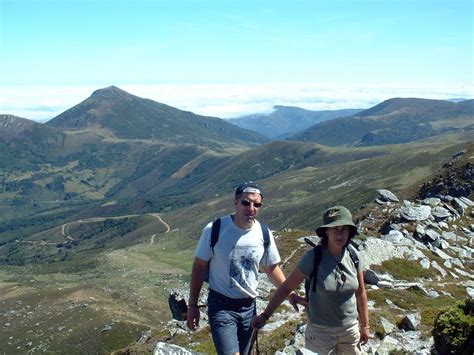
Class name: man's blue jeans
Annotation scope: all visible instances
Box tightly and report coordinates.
[208,289,256,355]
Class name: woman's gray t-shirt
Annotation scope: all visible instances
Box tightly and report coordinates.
[297,246,361,326]
[195,215,281,299]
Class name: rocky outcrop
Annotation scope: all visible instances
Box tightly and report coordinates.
[418,149,473,198]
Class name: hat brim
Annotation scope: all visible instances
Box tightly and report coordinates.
[316,222,358,238]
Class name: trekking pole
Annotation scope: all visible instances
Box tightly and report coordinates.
[245,328,259,355]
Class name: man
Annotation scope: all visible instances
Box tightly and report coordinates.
[186,181,303,355]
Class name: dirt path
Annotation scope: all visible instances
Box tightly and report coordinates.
[59,213,171,245]
[150,213,171,233]
[60,214,141,240]
[149,213,171,244]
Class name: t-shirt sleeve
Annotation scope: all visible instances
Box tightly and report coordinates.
[297,249,315,277]
[194,222,213,261]
[261,229,281,266]
[354,248,365,272]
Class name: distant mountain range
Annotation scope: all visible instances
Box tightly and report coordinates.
[287,98,474,146]
[227,106,362,139]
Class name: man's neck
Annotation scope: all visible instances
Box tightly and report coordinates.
[232,214,254,230]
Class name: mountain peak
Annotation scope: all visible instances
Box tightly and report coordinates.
[90,86,132,100]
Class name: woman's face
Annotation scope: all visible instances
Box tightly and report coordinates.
[326,225,351,249]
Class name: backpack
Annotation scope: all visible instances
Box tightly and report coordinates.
[204,217,270,283]
[303,238,360,300]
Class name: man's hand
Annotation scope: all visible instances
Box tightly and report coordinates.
[251,314,268,329]
[186,305,200,330]
[288,292,308,311]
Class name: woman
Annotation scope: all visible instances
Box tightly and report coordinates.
[252,206,371,354]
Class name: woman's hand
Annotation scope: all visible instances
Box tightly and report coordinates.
[359,326,371,345]
[288,292,308,311]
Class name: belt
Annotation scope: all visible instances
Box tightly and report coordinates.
[209,289,255,307]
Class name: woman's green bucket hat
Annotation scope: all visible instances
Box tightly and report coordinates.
[315,206,358,238]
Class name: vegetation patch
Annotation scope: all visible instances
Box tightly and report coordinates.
[173,326,214,354]
[368,286,463,333]
[371,258,437,280]
[257,319,301,353]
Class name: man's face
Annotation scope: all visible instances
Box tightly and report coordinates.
[234,192,263,227]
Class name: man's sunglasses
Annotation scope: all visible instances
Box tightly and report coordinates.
[240,199,263,208]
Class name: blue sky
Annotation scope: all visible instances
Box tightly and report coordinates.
[0,0,472,121]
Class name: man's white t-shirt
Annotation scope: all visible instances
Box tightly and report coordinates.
[195,215,281,299]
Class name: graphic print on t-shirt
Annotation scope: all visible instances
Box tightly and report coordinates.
[229,246,258,289]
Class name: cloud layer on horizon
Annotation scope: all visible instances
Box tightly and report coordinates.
[0,83,472,123]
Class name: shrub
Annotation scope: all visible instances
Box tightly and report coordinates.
[433,298,474,354]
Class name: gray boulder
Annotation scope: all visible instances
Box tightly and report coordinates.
[415,224,426,237]
[392,331,433,354]
[400,205,431,221]
[380,316,396,335]
[420,258,430,269]
[424,229,441,243]
[377,189,400,203]
[400,313,421,331]
[381,230,405,243]
[454,197,469,212]
[154,342,202,355]
[376,335,403,354]
[431,206,451,219]
[422,198,441,206]
[459,196,474,207]
[364,269,380,285]
[431,247,451,260]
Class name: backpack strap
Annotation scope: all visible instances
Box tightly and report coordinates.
[347,243,360,270]
[311,245,323,293]
[210,218,221,253]
[259,221,270,251]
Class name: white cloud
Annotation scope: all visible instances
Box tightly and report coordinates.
[0,83,472,122]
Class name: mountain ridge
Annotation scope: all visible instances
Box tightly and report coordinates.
[228,105,362,138]
[288,98,474,146]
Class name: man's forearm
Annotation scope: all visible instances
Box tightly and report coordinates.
[265,264,287,287]
[188,259,207,305]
